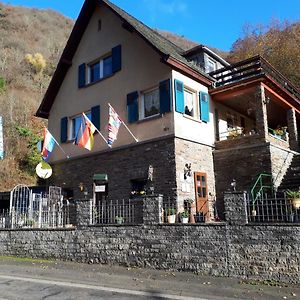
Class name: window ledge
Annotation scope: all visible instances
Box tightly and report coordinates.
[137,114,163,124]
[81,73,115,89]
[182,114,203,124]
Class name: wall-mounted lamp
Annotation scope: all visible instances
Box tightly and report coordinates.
[230,179,237,192]
[263,96,270,105]
[184,163,192,180]
[79,182,84,192]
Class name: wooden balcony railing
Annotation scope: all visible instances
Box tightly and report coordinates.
[209,55,300,101]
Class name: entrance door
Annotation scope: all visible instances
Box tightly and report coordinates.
[194,172,208,215]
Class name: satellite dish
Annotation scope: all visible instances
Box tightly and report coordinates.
[36,161,52,179]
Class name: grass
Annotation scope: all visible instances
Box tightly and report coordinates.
[0,255,55,264]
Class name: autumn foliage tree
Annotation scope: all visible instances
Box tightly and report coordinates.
[227,20,300,88]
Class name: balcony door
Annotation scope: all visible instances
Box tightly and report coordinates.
[194,172,209,215]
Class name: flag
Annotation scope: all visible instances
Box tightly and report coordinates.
[107,105,122,147]
[75,113,97,151]
[41,128,56,161]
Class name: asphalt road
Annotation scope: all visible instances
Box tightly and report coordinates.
[0,257,299,300]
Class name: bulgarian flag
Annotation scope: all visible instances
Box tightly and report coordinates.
[41,128,56,161]
[75,113,97,151]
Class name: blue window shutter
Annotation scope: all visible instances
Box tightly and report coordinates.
[91,105,101,130]
[78,63,86,88]
[60,117,68,143]
[159,79,172,114]
[199,92,210,122]
[127,91,139,123]
[175,79,184,113]
[112,45,122,73]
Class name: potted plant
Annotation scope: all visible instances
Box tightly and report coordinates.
[166,208,176,224]
[115,216,124,224]
[180,210,189,224]
[287,189,300,209]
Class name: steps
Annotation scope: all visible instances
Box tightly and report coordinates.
[278,155,300,191]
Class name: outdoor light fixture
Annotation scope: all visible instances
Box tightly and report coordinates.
[230,179,237,191]
[79,182,84,192]
[184,163,192,180]
[263,96,270,105]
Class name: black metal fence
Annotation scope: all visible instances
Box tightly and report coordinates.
[93,199,143,225]
[246,193,300,223]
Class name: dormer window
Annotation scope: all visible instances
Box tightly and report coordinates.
[207,58,217,73]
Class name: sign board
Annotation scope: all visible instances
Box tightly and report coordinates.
[0,116,4,160]
[94,185,106,193]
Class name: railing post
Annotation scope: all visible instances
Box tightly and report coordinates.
[143,195,163,225]
[75,198,93,228]
[224,191,248,225]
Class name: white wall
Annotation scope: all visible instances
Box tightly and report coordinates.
[172,70,215,146]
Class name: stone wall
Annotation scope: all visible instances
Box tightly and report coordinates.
[51,136,177,201]
[0,193,299,284]
[174,138,215,217]
[1,224,299,284]
[213,142,272,217]
[270,144,294,188]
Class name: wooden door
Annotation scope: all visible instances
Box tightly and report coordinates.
[194,172,208,215]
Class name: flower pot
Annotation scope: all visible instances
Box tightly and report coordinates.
[291,198,300,209]
[182,217,189,224]
[167,214,176,224]
[252,210,257,217]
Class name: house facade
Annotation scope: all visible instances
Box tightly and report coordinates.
[36,0,300,219]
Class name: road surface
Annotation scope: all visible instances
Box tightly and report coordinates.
[0,257,298,299]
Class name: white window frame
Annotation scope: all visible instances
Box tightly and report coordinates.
[87,53,112,84]
[207,58,217,73]
[183,88,197,118]
[69,111,91,141]
[139,87,160,120]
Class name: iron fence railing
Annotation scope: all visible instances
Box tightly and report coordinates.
[0,207,72,229]
[246,193,300,223]
[93,199,142,225]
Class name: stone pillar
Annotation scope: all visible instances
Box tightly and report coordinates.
[255,84,268,140]
[287,108,299,152]
[75,199,92,228]
[224,192,248,225]
[143,195,163,225]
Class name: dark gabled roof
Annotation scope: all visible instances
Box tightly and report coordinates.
[36,0,213,119]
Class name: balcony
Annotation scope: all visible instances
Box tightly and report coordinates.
[209,55,300,102]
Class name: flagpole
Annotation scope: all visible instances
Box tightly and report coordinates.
[108,103,138,143]
[49,132,70,159]
[82,112,108,145]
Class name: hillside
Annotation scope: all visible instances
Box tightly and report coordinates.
[227,21,300,88]
[0,3,299,192]
[0,2,73,191]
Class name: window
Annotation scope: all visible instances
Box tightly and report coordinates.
[70,112,91,140]
[207,58,217,73]
[184,89,195,117]
[88,55,112,84]
[141,88,160,119]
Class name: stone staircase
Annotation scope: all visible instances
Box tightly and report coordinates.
[278,155,300,191]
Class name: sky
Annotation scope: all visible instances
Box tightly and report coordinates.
[1,0,300,51]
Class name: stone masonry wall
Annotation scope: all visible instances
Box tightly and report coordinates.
[213,143,272,217]
[270,144,294,188]
[0,223,299,284]
[0,193,300,284]
[174,138,215,217]
[51,136,177,201]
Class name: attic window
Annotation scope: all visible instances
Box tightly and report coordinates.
[98,19,102,31]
